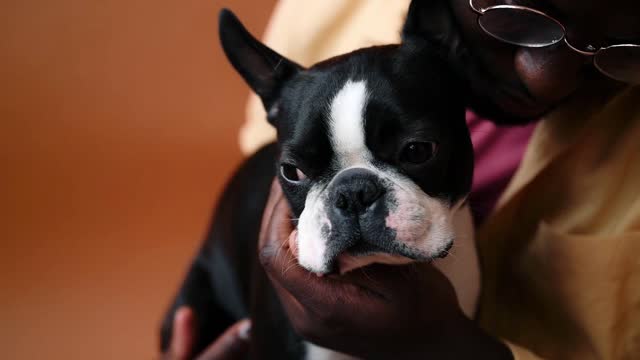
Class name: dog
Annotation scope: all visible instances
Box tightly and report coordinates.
[160,1,495,358]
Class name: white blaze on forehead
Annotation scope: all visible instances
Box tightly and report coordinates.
[328,80,371,167]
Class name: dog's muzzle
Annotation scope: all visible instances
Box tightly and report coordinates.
[320,168,398,269]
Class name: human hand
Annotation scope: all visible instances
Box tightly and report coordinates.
[161,307,251,360]
[258,180,512,359]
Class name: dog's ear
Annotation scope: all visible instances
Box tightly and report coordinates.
[398,0,467,106]
[401,0,462,51]
[401,0,537,125]
[399,0,467,109]
[219,9,301,124]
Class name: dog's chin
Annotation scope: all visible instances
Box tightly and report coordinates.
[289,229,454,275]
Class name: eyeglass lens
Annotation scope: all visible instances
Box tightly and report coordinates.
[478,7,640,84]
[595,46,640,84]
[478,7,564,47]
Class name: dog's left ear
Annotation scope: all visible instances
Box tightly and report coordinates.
[219,9,302,124]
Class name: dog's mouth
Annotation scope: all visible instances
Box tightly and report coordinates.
[288,227,453,275]
[334,238,454,274]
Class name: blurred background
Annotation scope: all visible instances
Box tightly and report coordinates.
[1,0,276,358]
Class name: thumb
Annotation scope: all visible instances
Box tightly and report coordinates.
[195,319,251,360]
[165,307,196,360]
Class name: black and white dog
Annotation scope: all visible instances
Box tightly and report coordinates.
[160,1,501,358]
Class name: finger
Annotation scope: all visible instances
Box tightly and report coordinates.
[259,193,295,255]
[167,307,195,360]
[258,179,287,248]
[195,319,251,360]
[261,247,374,318]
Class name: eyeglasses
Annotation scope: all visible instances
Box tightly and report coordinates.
[469,0,640,84]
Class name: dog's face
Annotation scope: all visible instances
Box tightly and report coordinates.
[220,8,473,274]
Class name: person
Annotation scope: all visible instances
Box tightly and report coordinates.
[163,0,640,358]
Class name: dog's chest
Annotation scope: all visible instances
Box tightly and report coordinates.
[305,343,358,360]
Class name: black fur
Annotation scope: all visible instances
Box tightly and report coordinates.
[161,2,525,358]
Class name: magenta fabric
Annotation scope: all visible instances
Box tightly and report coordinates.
[466,111,536,225]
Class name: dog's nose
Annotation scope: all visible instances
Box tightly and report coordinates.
[332,168,384,215]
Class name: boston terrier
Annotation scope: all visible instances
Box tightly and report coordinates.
[160,1,502,358]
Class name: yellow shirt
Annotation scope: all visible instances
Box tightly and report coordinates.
[478,86,640,359]
[240,1,640,359]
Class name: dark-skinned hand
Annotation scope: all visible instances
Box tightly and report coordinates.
[258,180,513,360]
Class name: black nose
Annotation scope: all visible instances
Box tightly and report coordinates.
[332,168,384,215]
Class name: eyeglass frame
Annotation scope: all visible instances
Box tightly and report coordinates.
[469,0,640,82]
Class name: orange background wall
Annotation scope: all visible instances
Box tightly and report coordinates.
[1,0,276,358]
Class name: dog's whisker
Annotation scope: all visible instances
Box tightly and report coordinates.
[274,232,294,260]
[281,258,300,276]
[360,266,380,286]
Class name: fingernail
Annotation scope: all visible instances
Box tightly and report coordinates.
[238,320,251,340]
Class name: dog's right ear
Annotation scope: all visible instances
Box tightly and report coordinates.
[401,0,462,51]
[219,9,302,124]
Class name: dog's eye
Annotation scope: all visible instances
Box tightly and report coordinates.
[280,163,307,183]
[400,142,438,164]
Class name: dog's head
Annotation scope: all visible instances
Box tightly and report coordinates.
[219,2,476,274]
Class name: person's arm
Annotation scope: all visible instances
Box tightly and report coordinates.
[258,181,514,360]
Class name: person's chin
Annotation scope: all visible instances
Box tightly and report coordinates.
[495,94,552,123]
[458,46,564,124]
[462,60,555,124]
[469,87,553,125]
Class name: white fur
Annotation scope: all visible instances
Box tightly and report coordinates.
[297,80,371,273]
[328,80,370,167]
[297,186,332,272]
